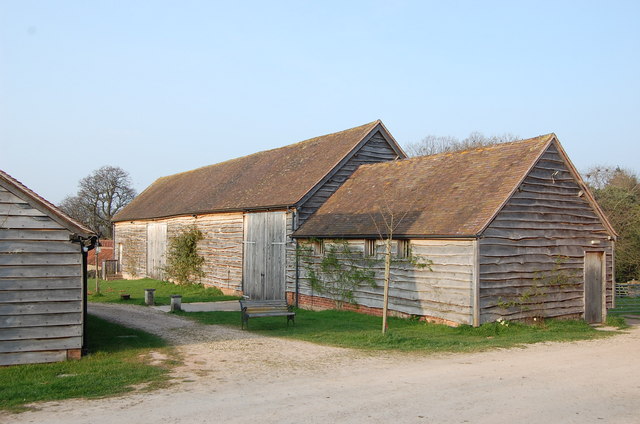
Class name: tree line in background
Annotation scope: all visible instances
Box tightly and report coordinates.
[59,135,640,283]
[403,131,520,157]
[584,167,640,283]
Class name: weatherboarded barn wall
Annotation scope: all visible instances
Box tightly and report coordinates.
[288,239,475,325]
[113,121,406,299]
[114,213,244,294]
[114,221,147,279]
[0,182,89,366]
[479,144,614,323]
[296,132,400,224]
[291,135,616,325]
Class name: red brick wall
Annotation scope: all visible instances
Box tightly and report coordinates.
[287,292,460,327]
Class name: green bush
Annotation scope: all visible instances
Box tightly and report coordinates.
[164,226,205,285]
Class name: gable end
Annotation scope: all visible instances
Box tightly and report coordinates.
[295,124,405,226]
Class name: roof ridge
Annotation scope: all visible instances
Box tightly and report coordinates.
[113,120,386,221]
[154,120,381,181]
[408,133,556,160]
[356,133,556,174]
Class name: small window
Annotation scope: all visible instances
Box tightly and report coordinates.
[365,239,377,257]
[313,239,325,255]
[397,240,410,259]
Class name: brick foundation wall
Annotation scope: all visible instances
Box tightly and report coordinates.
[66,349,82,360]
[287,292,460,327]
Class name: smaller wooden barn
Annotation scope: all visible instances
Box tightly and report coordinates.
[292,134,617,326]
[0,170,95,366]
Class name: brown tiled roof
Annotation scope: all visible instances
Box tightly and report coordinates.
[114,121,395,221]
[293,134,556,238]
[0,169,93,237]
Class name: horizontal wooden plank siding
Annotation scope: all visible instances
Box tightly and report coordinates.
[0,336,83,353]
[0,184,84,365]
[479,144,614,323]
[113,221,147,278]
[0,277,83,291]
[0,350,69,366]
[0,288,81,303]
[115,212,244,293]
[0,312,82,328]
[297,131,399,226]
[0,301,82,315]
[0,229,71,241]
[291,238,474,324]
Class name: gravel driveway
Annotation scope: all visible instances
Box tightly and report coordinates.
[3,303,640,424]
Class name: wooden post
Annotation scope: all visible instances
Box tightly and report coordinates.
[170,295,182,312]
[95,245,100,295]
[145,289,156,306]
[382,237,392,334]
[472,239,480,327]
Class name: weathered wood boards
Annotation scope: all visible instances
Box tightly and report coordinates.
[243,211,287,300]
[479,144,613,323]
[291,239,475,324]
[115,213,245,292]
[0,185,84,366]
[146,222,167,280]
[291,141,615,326]
[297,132,400,224]
[114,128,401,299]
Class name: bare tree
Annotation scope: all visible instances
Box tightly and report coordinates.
[59,166,136,238]
[404,132,519,157]
[369,185,430,335]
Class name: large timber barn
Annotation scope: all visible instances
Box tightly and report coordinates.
[113,121,405,299]
[114,123,615,325]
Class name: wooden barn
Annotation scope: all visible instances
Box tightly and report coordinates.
[112,121,405,299]
[0,170,96,366]
[292,134,617,325]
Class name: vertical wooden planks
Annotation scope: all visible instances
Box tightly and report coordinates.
[584,251,604,323]
[243,211,286,300]
[146,222,167,280]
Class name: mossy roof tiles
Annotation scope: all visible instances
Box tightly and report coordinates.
[293,134,557,238]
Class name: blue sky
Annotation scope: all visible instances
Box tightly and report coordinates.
[1,1,638,203]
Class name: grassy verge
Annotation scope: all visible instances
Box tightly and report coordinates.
[88,278,239,305]
[0,315,175,412]
[177,308,617,353]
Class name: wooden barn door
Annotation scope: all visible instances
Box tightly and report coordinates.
[584,251,605,323]
[147,222,167,280]
[243,212,286,300]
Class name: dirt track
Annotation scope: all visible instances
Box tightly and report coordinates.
[3,304,640,424]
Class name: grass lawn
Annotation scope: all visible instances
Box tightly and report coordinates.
[0,315,175,412]
[177,308,620,353]
[88,278,239,305]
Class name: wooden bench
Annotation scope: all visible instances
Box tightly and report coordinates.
[239,299,295,330]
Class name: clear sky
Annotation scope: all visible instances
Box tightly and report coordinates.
[1,1,638,204]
